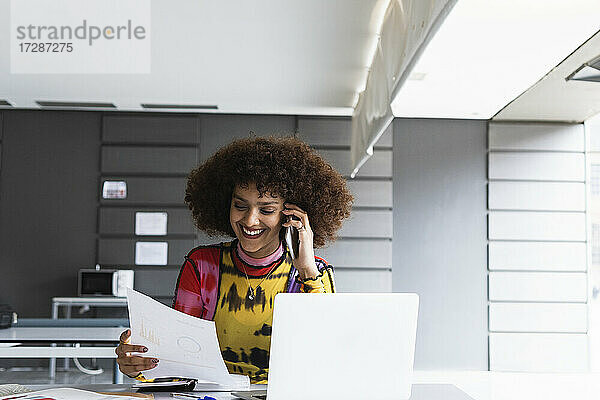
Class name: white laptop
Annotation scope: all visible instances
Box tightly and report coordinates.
[233,293,419,400]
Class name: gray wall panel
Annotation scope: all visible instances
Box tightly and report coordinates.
[134,269,180,297]
[98,238,195,266]
[102,115,198,144]
[334,269,393,293]
[99,207,196,235]
[100,177,187,205]
[316,239,391,268]
[298,117,392,147]
[393,118,488,369]
[199,114,296,161]
[101,146,197,174]
[0,110,100,317]
[319,149,392,178]
[298,117,351,146]
[338,209,392,238]
[346,180,392,208]
[100,114,199,298]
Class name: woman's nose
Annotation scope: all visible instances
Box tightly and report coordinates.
[243,209,260,226]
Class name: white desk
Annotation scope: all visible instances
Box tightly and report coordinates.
[0,327,123,383]
[22,383,474,399]
[14,372,600,399]
[413,371,600,400]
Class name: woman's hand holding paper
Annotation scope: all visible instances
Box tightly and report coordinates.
[115,329,159,378]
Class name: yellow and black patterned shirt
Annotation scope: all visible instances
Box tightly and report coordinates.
[171,240,335,383]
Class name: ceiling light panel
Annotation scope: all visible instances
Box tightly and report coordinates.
[567,55,600,83]
[390,0,600,119]
[141,104,218,110]
[568,65,600,83]
[36,101,116,108]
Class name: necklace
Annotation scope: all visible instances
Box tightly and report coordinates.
[235,241,282,300]
[242,264,277,301]
[240,262,278,301]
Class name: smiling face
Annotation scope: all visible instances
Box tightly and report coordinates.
[229,183,285,258]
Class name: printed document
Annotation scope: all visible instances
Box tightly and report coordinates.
[135,212,168,236]
[127,288,248,388]
[134,241,168,265]
[0,388,140,400]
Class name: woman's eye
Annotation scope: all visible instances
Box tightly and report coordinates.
[233,204,274,214]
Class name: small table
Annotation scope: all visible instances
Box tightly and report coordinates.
[51,297,128,375]
[0,327,124,383]
[51,297,128,319]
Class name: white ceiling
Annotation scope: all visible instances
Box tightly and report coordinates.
[3,0,599,122]
[0,0,387,116]
[494,29,600,122]
[390,0,600,120]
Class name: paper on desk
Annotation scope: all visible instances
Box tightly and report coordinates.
[133,375,250,392]
[0,388,140,400]
[127,289,245,387]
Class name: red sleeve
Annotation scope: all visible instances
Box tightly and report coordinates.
[172,258,205,318]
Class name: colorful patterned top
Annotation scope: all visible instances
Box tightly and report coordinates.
[172,239,335,383]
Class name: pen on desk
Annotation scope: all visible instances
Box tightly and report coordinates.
[170,393,217,400]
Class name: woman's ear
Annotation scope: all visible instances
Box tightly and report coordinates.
[278,223,286,242]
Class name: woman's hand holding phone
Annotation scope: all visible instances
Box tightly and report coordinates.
[282,203,320,280]
[115,329,159,378]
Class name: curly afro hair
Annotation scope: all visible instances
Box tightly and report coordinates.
[185,135,353,248]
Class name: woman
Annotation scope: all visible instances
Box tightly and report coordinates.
[115,136,353,383]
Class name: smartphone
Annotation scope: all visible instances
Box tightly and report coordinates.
[285,220,300,259]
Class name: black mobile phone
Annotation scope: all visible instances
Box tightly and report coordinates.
[285,219,300,259]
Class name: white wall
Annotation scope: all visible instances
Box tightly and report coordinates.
[487,122,589,372]
[583,114,600,372]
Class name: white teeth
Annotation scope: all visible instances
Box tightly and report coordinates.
[242,226,264,236]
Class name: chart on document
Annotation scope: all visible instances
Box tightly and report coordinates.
[126,288,236,385]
